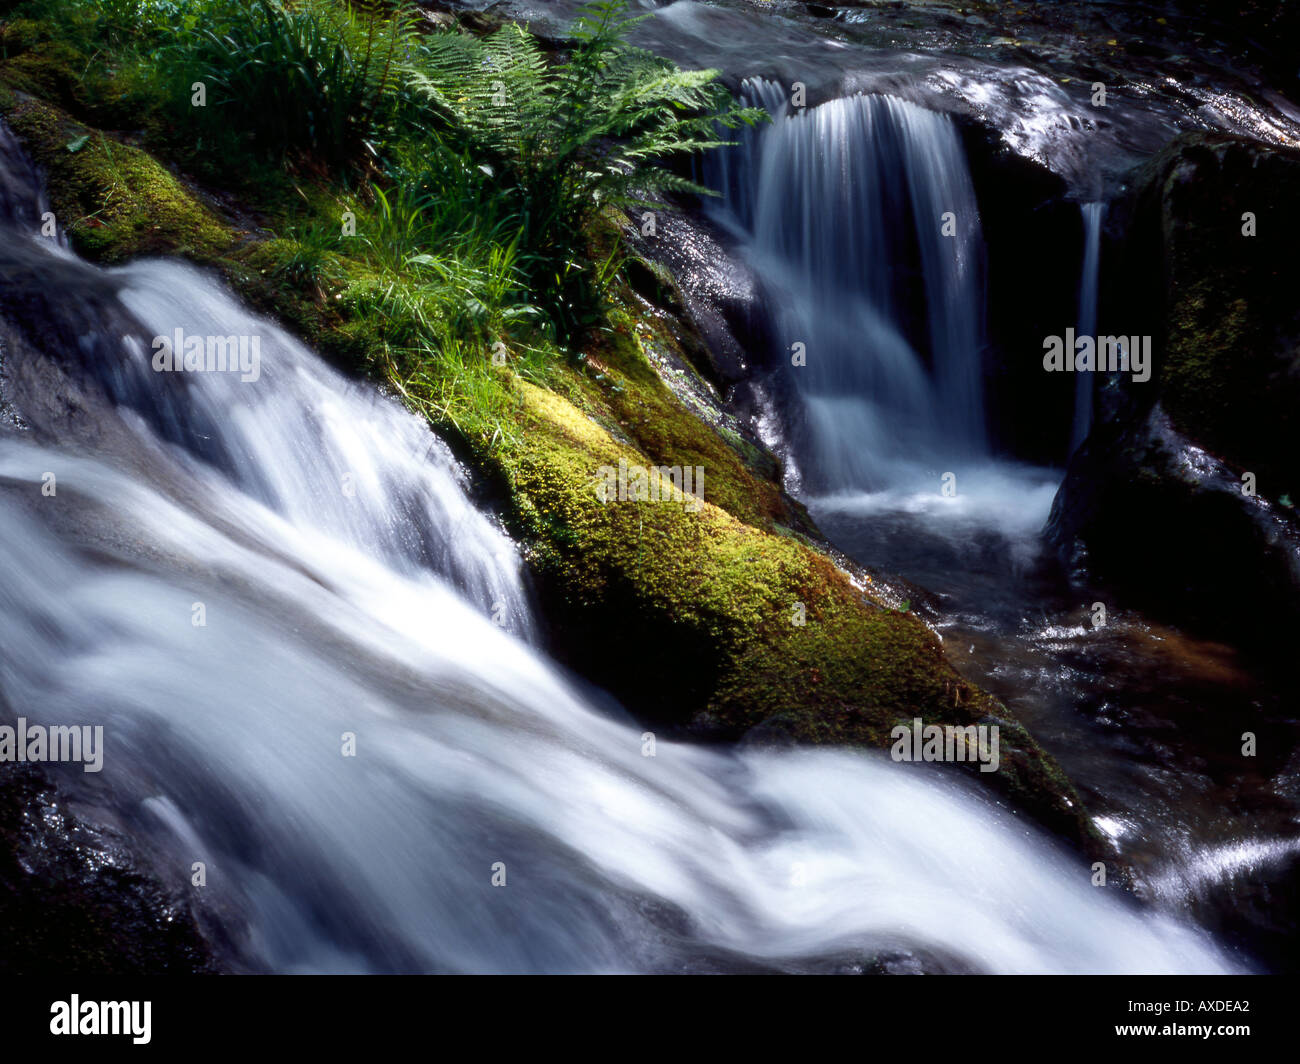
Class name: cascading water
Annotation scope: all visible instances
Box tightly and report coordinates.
[704,80,1061,579]
[707,80,987,495]
[0,125,1242,973]
[1070,202,1104,454]
[0,126,532,641]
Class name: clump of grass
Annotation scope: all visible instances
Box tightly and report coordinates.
[157,0,419,169]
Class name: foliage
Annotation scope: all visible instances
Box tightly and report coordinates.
[405,0,762,333]
[1,0,760,384]
[164,0,421,167]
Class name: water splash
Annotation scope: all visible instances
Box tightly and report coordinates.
[0,472,1242,972]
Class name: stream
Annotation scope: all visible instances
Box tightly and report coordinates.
[2,0,1297,973]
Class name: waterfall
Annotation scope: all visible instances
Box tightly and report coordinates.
[1070,201,1104,454]
[706,81,987,494]
[0,125,1241,974]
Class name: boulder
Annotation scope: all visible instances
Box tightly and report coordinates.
[1048,132,1300,640]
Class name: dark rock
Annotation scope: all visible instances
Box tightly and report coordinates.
[1047,132,1300,640]
[0,764,214,974]
[1047,403,1300,641]
[959,118,1082,466]
[624,205,771,389]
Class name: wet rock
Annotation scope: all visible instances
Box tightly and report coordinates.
[1047,132,1300,640]
[623,205,770,389]
[1048,403,1300,641]
[958,118,1081,465]
[0,764,213,974]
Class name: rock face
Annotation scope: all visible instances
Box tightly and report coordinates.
[1047,132,1300,640]
[959,119,1083,467]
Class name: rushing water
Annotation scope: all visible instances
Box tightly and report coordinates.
[706,81,987,493]
[0,122,1246,973]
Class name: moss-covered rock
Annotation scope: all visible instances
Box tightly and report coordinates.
[0,91,236,263]
[485,363,1092,848]
[0,21,96,112]
[1144,134,1300,499]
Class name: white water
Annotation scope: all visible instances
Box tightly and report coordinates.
[705,82,1067,554]
[0,132,1242,975]
[707,81,988,494]
[811,462,1064,575]
[1070,202,1104,454]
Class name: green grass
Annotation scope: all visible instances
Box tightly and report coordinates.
[0,0,757,434]
[163,0,417,167]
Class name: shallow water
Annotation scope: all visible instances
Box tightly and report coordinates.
[810,472,1300,971]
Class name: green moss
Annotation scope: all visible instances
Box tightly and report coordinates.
[0,39,89,109]
[530,304,804,532]
[1,93,235,263]
[483,380,1092,845]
